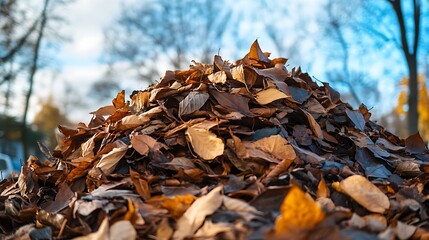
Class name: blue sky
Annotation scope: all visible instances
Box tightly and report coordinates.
[27,0,400,124]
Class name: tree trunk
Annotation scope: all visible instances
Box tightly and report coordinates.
[407,55,419,134]
[388,0,421,135]
[21,0,49,157]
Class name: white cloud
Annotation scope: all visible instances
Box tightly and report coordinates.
[57,0,123,65]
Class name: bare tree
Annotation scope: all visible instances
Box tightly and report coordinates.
[320,0,425,134]
[387,0,422,134]
[21,0,49,157]
[321,0,379,106]
[1,0,69,156]
[104,0,232,83]
[253,0,319,71]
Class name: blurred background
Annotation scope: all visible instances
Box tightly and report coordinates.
[0,0,428,167]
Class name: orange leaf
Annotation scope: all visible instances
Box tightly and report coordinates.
[112,90,126,109]
[159,194,197,218]
[275,185,325,235]
[249,40,270,63]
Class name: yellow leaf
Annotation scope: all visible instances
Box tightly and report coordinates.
[275,185,325,235]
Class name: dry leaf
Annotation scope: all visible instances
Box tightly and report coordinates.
[396,221,417,240]
[112,90,126,109]
[208,71,227,84]
[81,135,96,158]
[338,175,390,213]
[109,220,137,240]
[179,91,210,117]
[74,217,109,240]
[157,194,197,218]
[194,220,233,238]
[255,88,289,105]
[405,132,427,154]
[317,178,330,199]
[346,108,366,131]
[223,195,258,213]
[130,91,150,112]
[186,124,224,160]
[90,105,116,116]
[96,141,128,175]
[120,114,150,128]
[302,109,323,139]
[130,169,151,200]
[173,186,223,239]
[210,89,253,116]
[275,185,325,235]
[231,65,246,85]
[243,135,296,163]
[130,134,161,156]
[249,39,270,63]
[156,218,174,240]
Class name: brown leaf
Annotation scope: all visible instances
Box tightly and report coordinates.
[130,169,151,200]
[323,82,341,103]
[95,140,128,175]
[292,125,312,146]
[336,175,390,213]
[186,122,224,160]
[249,40,270,63]
[243,135,296,163]
[230,65,258,88]
[173,186,223,239]
[304,98,326,118]
[178,91,210,117]
[130,91,150,112]
[208,70,227,84]
[158,70,175,86]
[209,88,253,116]
[346,108,366,131]
[405,132,427,154]
[317,178,330,199]
[81,135,96,158]
[157,194,197,218]
[194,221,233,238]
[90,105,116,116]
[131,134,162,156]
[255,88,289,105]
[112,90,126,109]
[302,109,323,139]
[156,218,174,239]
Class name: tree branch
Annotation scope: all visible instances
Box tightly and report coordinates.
[412,0,421,55]
[389,0,411,58]
[0,15,40,63]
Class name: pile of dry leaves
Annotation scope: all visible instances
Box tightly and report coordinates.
[1,40,429,240]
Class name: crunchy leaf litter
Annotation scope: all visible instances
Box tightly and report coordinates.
[1,40,429,239]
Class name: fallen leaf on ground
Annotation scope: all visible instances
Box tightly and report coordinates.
[275,185,325,235]
[335,175,390,213]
